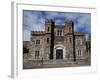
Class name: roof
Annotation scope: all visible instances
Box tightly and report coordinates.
[74,32,85,36]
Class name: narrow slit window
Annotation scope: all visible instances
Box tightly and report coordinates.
[48,27,49,32]
[47,38,49,43]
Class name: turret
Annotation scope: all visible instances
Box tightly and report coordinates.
[45,19,54,33]
[65,20,76,61]
[65,20,74,34]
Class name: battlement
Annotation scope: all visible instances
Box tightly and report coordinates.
[74,32,85,36]
[31,31,45,36]
[45,19,54,23]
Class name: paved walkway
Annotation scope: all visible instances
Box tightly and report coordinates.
[23,59,90,69]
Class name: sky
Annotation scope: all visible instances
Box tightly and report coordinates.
[23,10,91,41]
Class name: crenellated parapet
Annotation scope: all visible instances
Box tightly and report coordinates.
[31,31,45,36]
[74,32,85,36]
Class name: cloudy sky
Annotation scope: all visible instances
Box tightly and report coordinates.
[23,10,91,41]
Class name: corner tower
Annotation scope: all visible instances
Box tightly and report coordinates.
[65,20,74,33]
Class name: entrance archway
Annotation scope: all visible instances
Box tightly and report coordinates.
[56,49,63,59]
[54,44,65,60]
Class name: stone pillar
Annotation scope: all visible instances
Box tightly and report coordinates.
[53,48,56,60]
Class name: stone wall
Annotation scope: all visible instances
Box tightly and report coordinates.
[23,19,89,64]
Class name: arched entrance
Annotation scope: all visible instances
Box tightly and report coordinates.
[56,49,63,59]
[54,44,65,60]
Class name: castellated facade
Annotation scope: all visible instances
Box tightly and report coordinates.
[25,19,87,62]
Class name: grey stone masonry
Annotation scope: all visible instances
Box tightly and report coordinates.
[23,19,90,67]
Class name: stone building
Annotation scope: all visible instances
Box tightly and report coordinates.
[24,19,87,62]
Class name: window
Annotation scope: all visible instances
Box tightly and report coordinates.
[57,30,59,36]
[60,31,62,36]
[67,37,72,43]
[36,40,40,44]
[55,31,57,36]
[48,27,49,32]
[68,27,71,32]
[62,31,63,36]
[35,51,39,58]
[23,47,29,53]
[47,38,49,43]
[69,38,72,43]
[77,50,82,56]
[57,30,63,36]
[76,39,82,45]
